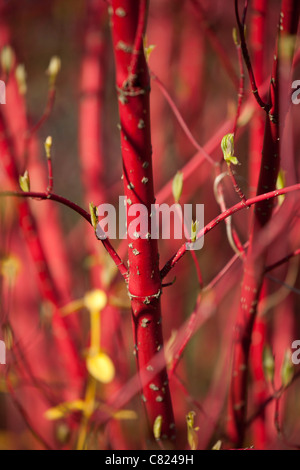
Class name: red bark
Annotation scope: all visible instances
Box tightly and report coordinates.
[227,0,300,447]
[0,111,84,396]
[110,0,175,444]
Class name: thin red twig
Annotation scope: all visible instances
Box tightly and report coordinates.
[0,189,128,278]
[160,183,300,279]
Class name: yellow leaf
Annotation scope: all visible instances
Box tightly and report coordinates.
[1,45,14,74]
[60,298,85,316]
[153,415,163,440]
[279,34,296,60]
[276,169,286,206]
[186,411,198,450]
[232,27,239,46]
[191,220,199,243]
[44,400,85,420]
[84,289,107,312]
[19,170,30,192]
[113,410,138,420]
[0,255,21,284]
[89,202,98,231]
[172,171,183,203]
[212,440,222,450]
[143,36,156,62]
[187,427,198,450]
[86,352,115,384]
[221,133,240,166]
[263,345,275,383]
[281,349,294,387]
[45,408,64,421]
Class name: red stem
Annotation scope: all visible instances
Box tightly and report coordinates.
[78,0,107,206]
[265,248,300,273]
[190,0,240,89]
[155,72,272,205]
[235,0,270,112]
[249,0,267,197]
[160,183,300,280]
[248,0,268,448]
[29,87,56,136]
[110,0,175,444]
[0,111,84,393]
[78,1,128,448]
[151,72,214,165]
[227,0,300,447]
[6,373,53,450]
[0,189,128,279]
[232,43,245,136]
[46,157,53,194]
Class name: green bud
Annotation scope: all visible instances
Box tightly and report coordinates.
[212,440,222,450]
[15,64,27,95]
[232,28,239,46]
[143,36,156,63]
[172,171,183,203]
[46,56,61,87]
[191,220,199,243]
[281,350,294,388]
[263,345,275,383]
[221,133,240,166]
[276,169,286,206]
[19,170,30,193]
[186,411,199,450]
[1,45,14,74]
[55,422,71,445]
[44,136,53,159]
[89,202,98,230]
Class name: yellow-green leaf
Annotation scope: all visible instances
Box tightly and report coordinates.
[221,133,240,165]
[89,202,98,230]
[44,399,85,420]
[232,27,239,46]
[86,352,115,384]
[263,345,275,383]
[281,350,294,388]
[186,411,199,450]
[47,55,61,86]
[143,36,156,62]
[153,415,163,440]
[19,170,30,192]
[0,255,20,284]
[44,136,53,159]
[191,220,199,243]
[172,171,183,203]
[212,440,222,450]
[1,45,14,74]
[15,64,27,95]
[276,169,286,206]
[113,409,138,420]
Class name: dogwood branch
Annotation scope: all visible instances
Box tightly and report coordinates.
[160,184,300,279]
[0,190,128,278]
[234,0,270,112]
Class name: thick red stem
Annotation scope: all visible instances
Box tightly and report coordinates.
[0,111,84,395]
[228,0,300,446]
[110,0,175,444]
